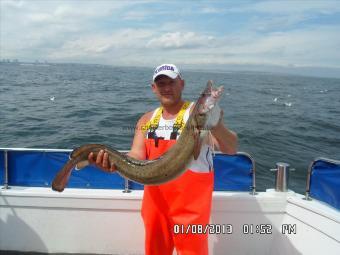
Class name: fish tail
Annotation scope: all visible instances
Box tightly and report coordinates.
[51,159,76,192]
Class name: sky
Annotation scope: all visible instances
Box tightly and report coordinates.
[1,0,340,77]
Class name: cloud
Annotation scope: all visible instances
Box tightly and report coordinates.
[230,1,340,15]
[122,10,148,21]
[1,0,25,8]
[48,29,155,59]
[200,6,223,14]
[147,32,215,49]
[25,2,125,25]
[250,14,310,32]
[1,0,340,77]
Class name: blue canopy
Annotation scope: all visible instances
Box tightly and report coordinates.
[213,153,253,191]
[310,158,340,210]
[0,149,254,192]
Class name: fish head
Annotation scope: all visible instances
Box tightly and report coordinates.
[195,80,224,130]
[194,80,224,129]
[197,80,224,115]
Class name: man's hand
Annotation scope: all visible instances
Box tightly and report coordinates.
[211,109,224,131]
[88,150,116,172]
[210,109,238,155]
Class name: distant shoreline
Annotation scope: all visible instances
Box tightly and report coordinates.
[1,61,340,80]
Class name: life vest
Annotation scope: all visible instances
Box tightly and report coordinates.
[141,101,214,255]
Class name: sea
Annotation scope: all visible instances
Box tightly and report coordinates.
[0,63,339,193]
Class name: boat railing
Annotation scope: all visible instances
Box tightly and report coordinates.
[241,151,256,195]
[304,157,340,210]
[2,150,8,190]
[0,147,256,194]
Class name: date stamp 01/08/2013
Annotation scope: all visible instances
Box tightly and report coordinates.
[173,224,297,235]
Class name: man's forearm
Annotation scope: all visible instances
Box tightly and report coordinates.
[211,123,238,154]
[127,151,146,160]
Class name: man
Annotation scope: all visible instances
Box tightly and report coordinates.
[89,64,238,255]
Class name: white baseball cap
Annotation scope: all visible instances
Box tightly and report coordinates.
[153,64,182,82]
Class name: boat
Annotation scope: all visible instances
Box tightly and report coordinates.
[0,147,339,254]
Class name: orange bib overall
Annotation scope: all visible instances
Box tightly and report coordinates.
[141,138,214,255]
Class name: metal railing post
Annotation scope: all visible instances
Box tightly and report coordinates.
[2,150,10,189]
[238,152,257,195]
[304,160,313,200]
[250,156,256,195]
[122,178,131,193]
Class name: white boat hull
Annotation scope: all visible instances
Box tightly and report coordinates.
[1,187,339,254]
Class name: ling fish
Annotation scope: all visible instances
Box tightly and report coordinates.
[52,81,224,192]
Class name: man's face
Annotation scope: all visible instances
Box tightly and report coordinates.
[152,75,184,107]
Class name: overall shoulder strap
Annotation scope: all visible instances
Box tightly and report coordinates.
[142,106,163,134]
[142,101,190,140]
[174,101,191,132]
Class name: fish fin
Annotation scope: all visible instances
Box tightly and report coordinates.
[193,128,202,160]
